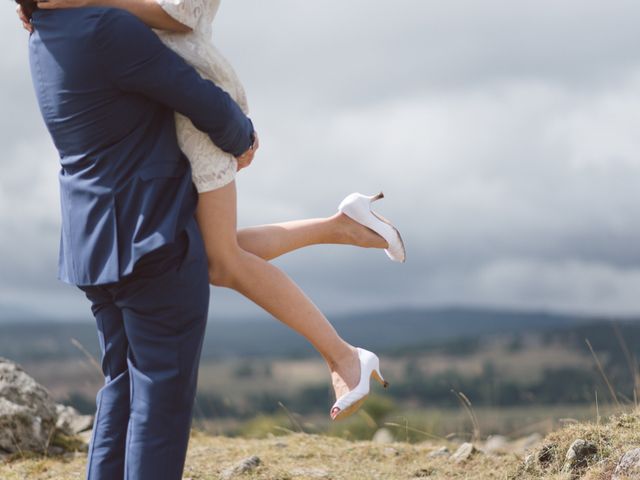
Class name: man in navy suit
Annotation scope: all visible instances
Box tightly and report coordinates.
[21,2,256,478]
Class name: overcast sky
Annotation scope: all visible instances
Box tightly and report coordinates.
[1,0,640,322]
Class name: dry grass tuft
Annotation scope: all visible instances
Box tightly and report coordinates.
[511,407,640,480]
[2,409,640,479]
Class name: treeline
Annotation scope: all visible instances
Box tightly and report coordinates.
[66,365,612,419]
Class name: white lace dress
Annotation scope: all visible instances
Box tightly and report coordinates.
[154,0,249,192]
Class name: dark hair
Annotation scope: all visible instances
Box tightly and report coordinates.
[15,0,38,20]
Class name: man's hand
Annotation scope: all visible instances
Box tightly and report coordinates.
[17,4,34,33]
[236,131,259,172]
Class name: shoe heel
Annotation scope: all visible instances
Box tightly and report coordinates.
[371,368,389,389]
[367,191,384,203]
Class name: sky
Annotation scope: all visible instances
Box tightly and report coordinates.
[1,0,640,322]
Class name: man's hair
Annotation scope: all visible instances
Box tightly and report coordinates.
[15,0,38,20]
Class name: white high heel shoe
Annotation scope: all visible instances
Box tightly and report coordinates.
[330,347,389,421]
[338,191,406,263]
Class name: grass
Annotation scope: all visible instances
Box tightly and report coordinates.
[3,325,638,478]
[2,408,640,479]
[192,401,615,444]
[0,428,519,480]
[510,408,640,479]
[18,339,593,413]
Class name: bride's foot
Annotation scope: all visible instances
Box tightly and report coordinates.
[329,346,389,420]
[332,212,389,249]
[329,345,362,403]
[337,192,406,262]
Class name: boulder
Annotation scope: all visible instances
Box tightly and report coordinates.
[0,357,58,453]
[612,448,640,480]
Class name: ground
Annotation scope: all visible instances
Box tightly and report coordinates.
[2,409,639,479]
[0,430,520,480]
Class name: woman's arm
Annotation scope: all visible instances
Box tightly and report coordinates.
[37,0,192,33]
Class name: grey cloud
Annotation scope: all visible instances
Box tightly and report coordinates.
[217,0,640,109]
[1,1,640,321]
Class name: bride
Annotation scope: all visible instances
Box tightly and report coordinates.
[19,0,406,421]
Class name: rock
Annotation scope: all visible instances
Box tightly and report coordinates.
[289,467,331,478]
[220,455,261,479]
[562,439,598,473]
[372,428,394,444]
[483,435,509,454]
[0,357,59,454]
[427,446,450,458]
[613,448,640,480]
[450,442,478,463]
[55,404,94,435]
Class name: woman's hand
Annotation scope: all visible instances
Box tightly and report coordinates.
[17,4,34,33]
[236,131,259,172]
[37,0,93,10]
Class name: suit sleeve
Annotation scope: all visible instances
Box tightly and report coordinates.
[94,8,253,157]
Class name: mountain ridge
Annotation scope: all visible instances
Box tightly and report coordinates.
[0,306,631,362]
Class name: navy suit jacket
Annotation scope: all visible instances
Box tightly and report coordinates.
[28,7,254,286]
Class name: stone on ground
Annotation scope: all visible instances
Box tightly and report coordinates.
[55,404,94,436]
[562,439,598,473]
[612,448,640,480]
[450,442,478,463]
[427,446,450,458]
[220,455,261,479]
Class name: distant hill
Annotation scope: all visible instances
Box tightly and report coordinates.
[200,307,594,358]
[0,307,611,362]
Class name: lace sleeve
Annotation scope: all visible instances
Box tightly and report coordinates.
[155,0,205,31]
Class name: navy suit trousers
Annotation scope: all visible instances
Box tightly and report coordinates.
[79,218,210,480]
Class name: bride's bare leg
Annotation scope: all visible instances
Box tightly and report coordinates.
[237,212,388,261]
[196,181,362,400]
